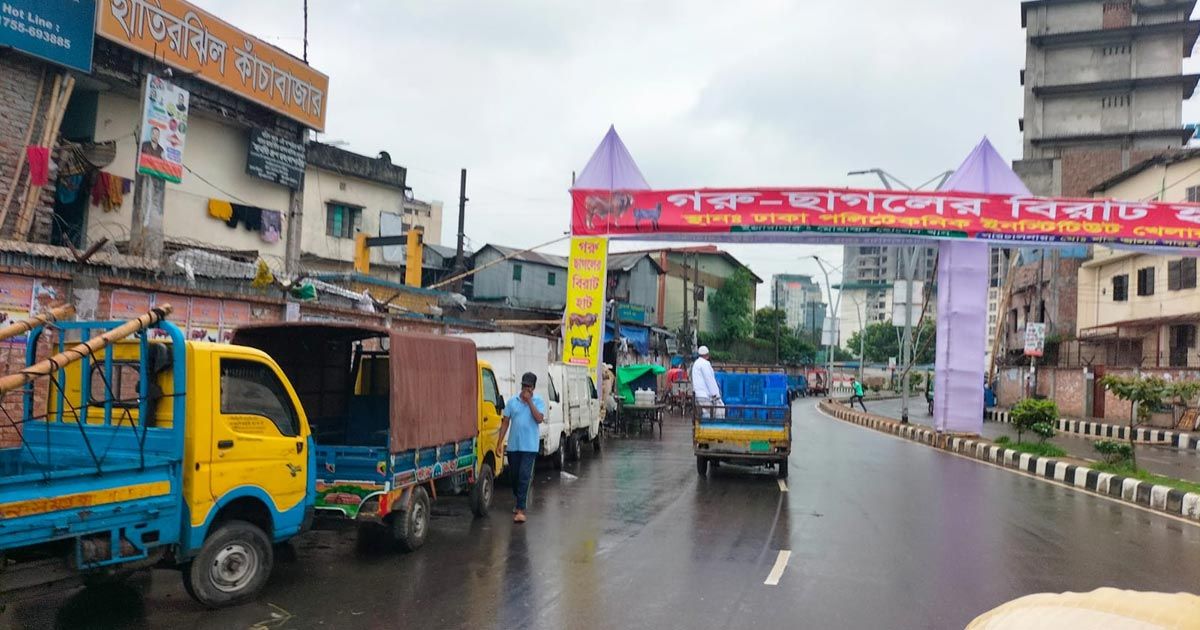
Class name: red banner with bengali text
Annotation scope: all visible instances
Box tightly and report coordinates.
[570,188,1200,248]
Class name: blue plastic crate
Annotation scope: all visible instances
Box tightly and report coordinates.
[765,373,788,389]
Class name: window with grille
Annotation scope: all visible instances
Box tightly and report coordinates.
[1187,186,1200,203]
[1137,267,1155,296]
[1168,258,1197,290]
[512,264,523,282]
[1112,274,1129,301]
[325,203,362,238]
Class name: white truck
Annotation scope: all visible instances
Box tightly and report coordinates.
[457,333,601,468]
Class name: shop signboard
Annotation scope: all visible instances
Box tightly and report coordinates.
[0,0,96,72]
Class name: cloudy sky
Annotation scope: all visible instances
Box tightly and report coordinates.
[196,0,1198,306]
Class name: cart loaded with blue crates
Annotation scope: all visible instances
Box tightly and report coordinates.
[693,370,792,479]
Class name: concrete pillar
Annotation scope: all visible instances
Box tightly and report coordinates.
[284,128,307,274]
[129,174,165,261]
[933,240,988,434]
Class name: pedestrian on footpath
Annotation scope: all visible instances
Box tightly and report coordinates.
[850,377,868,412]
[691,346,723,419]
[498,372,545,524]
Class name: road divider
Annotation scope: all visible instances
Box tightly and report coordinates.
[822,401,1200,524]
[987,408,1200,451]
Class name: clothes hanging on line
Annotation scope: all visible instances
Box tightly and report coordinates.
[208,198,233,221]
[26,146,50,186]
[56,175,84,204]
[260,210,282,243]
[225,204,263,231]
[89,172,126,212]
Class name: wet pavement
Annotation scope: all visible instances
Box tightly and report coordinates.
[866,397,1200,483]
[5,399,1200,629]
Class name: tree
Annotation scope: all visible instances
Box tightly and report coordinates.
[844,320,936,365]
[1099,375,1200,470]
[709,268,755,341]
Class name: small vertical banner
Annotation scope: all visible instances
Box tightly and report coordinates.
[563,237,608,381]
[137,74,189,183]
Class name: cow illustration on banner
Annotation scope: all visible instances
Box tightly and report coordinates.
[563,237,608,381]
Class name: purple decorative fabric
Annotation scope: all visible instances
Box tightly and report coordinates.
[571,126,650,191]
[934,138,1031,434]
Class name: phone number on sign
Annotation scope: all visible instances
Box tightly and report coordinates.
[1,18,71,49]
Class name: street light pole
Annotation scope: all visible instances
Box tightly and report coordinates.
[813,256,840,397]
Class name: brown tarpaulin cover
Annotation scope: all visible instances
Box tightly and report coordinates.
[232,323,478,453]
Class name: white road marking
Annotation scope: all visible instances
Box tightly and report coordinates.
[764,550,791,586]
[560,471,578,481]
[777,479,788,493]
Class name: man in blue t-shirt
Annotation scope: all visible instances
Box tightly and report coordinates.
[498,372,546,523]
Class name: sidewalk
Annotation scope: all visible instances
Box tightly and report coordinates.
[864,397,1200,484]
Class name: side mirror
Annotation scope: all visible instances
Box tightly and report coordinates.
[497,396,505,412]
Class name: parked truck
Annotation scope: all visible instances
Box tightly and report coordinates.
[457,333,601,469]
[0,309,315,608]
[233,323,501,551]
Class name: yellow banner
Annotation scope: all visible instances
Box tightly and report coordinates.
[563,237,608,376]
[97,0,330,130]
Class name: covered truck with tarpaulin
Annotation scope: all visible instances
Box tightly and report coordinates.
[232,323,502,551]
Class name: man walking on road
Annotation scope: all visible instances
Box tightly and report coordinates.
[691,346,723,418]
[850,377,868,412]
[498,372,545,524]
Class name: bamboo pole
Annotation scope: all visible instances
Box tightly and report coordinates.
[17,74,74,239]
[0,304,75,343]
[0,69,47,231]
[0,304,172,397]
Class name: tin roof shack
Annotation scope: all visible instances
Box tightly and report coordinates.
[232,323,478,452]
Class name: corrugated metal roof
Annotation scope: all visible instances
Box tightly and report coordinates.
[476,244,569,268]
[607,252,664,274]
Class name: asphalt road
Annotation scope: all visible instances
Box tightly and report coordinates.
[865,397,1200,483]
[5,400,1200,629]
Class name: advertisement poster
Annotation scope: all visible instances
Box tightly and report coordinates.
[562,237,608,381]
[137,74,189,183]
[571,187,1200,249]
[220,300,252,343]
[109,290,153,320]
[1024,322,1047,358]
[150,294,191,339]
[189,297,221,343]
[0,0,96,72]
[0,276,34,346]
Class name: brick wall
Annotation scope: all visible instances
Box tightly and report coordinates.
[0,54,57,239]
[1102,1,1133,28]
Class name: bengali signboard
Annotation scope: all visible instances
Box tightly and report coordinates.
[246,129,306,189]
[0,0,96,72]
[571,188,1200,249]
[563,237,608,381]
[137,74,189,183]
[616,303,645,324]
[1024,322,1046,358]
[97,0,329,130]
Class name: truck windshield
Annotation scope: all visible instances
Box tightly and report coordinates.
[220,359,300,437]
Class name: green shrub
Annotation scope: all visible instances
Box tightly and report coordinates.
[1010,398,1059,444]
[994,435,1011,446]
[1031,422,1056,444]
[1094,440,1134,465]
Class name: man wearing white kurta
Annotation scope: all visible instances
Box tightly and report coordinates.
[691,346,723,418]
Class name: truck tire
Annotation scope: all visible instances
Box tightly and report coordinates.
[182,520,274,608]
[778,459,789,479]
[393,487,431,552]
[553,438,565,470]
[592,435,602,453]
[565,433,581,462]
[696,456,708,477]
[470,463,494,518]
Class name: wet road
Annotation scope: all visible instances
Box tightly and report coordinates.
[868,397,1200,483]
[6,400,1200,629]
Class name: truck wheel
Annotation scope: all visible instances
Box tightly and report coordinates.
[592,435,602,453]
[393,487,431,552]
[182,520,274,608]
[696,456,708,477]
[778,459,789,479]
[470,463,494,518]
[553,438,565,470]
[565,433,581,462]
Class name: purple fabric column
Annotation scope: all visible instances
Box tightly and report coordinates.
[933,138,1032,434]
[934,241,988,433]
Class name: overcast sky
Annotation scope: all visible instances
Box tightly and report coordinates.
[196,0,1199,307]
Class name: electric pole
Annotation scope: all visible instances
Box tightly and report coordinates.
[453,169,468,280]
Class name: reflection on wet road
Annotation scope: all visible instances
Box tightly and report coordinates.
[5,400,1200,629]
